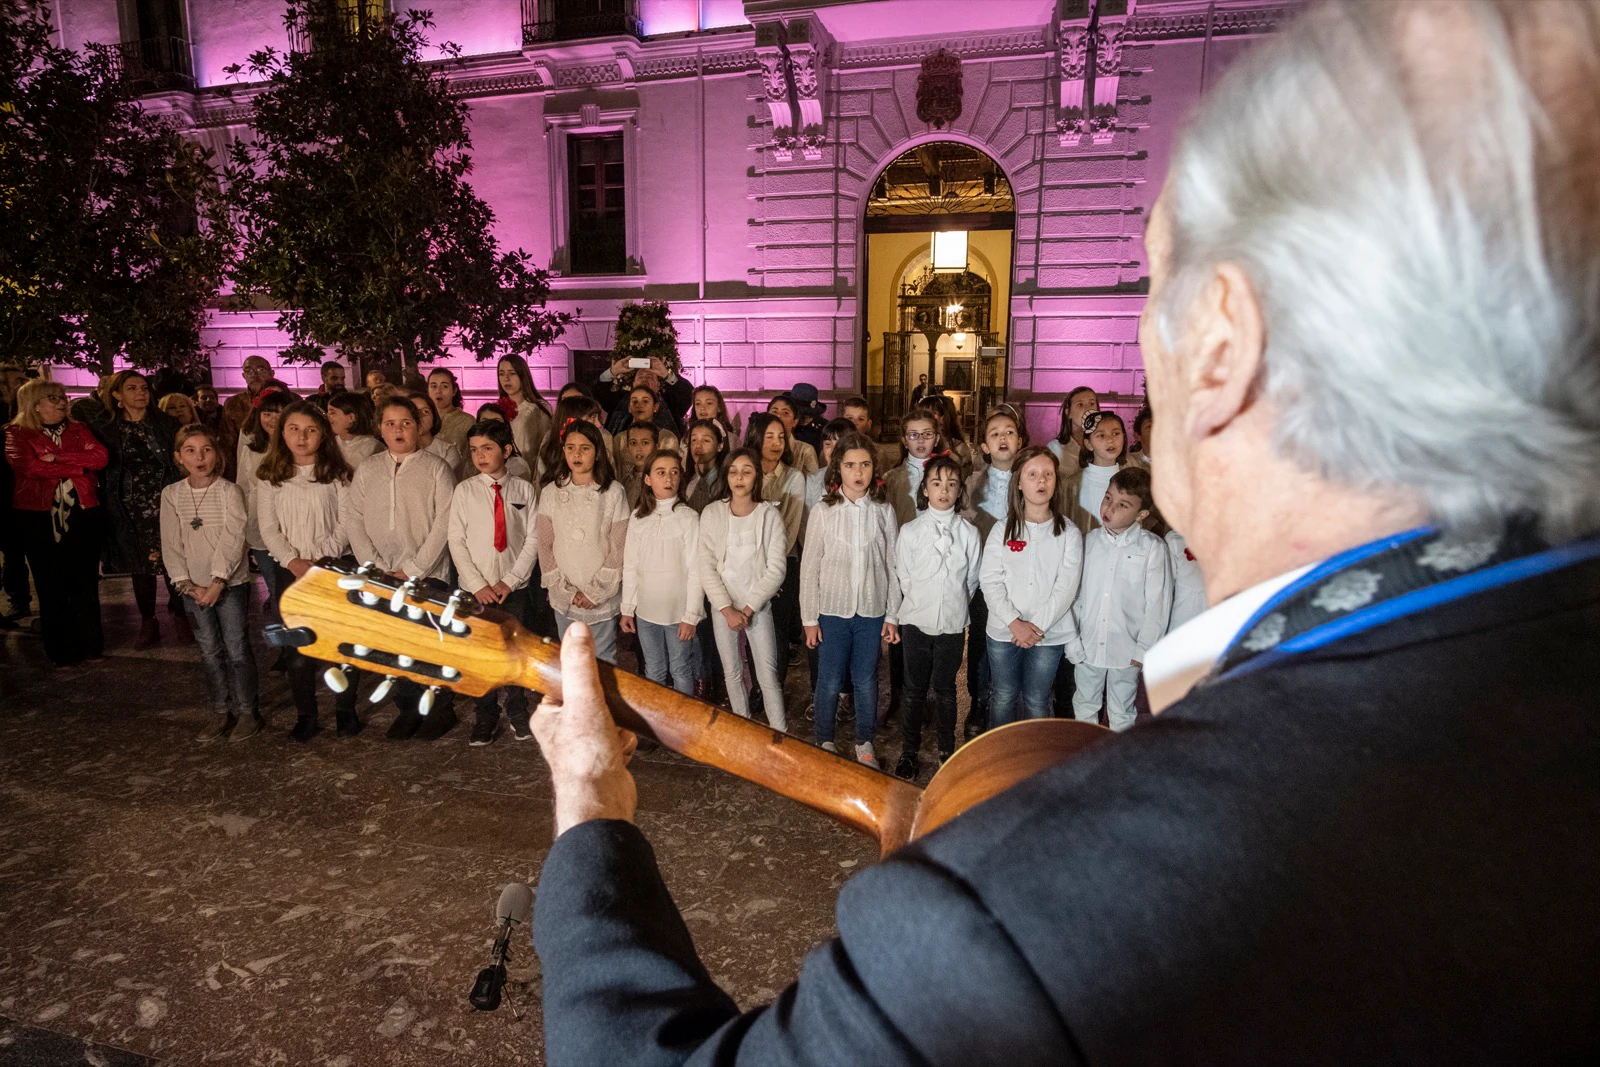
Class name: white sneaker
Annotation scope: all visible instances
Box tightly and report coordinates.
[855,742,879,769]
[821,741,837,754]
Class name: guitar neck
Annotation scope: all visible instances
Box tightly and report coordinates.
[510,631,922,854]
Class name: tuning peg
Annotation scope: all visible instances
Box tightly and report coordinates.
[397,654,414,668]
[441,666,460,680]
[369,675,396,704]
[406,605,424,621]
[389,582,409,612]
[439,590,463,628]
[353,644,370,657]
[336,575,365,590]
[418,685,440,716]
[323,664,352,693]
[450,618,468,634]
[359,590,380,606]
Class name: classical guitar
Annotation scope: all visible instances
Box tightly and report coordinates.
[276,561,1109,856]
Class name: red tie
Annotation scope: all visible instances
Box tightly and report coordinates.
[492,482,507,553]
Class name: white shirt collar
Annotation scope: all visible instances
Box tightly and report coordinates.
[388,449,420,467]
[1142,563,1315,715]
[652,497,676,515]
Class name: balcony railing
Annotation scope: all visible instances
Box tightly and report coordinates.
[521,0,642,45]
[110,36,195,91]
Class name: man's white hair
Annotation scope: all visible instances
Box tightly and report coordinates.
[1156,0,1600,540]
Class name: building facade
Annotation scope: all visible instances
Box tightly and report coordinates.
[51,0,1292,437]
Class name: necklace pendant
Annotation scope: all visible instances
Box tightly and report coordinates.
[191,517,204,530]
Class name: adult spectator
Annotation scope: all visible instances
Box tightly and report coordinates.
[69,374,116,428]
[0,363,32,622]
[530,3,1600,1061]
[362,367,389,394]
[427,367,474,456]
[222,355,274,436]
[910,372,931,406]
[6,379,109,666]
[98,370,184,649]
[157,393,199,428]
[307,360,347,411]
[784,382,828,456]
[595,355,692,428]
[194,383,234,478]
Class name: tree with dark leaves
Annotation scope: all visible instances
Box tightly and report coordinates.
[0,1,231,375]
[223,0,572,372]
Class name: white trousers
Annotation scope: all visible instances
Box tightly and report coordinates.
[1072,663,1141,732]
[711,604,787,731]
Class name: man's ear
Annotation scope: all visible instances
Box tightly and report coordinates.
[1183,261,1266,441]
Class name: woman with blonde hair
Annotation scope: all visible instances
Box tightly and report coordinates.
[5,379,109,666]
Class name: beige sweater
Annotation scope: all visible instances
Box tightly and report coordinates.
[536,479,630,622]
[342,449,456,579]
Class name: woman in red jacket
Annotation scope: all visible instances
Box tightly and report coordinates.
[5,378,109,667]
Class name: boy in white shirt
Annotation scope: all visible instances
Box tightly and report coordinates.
[1065,467,1172,732]
[448,419,540,745]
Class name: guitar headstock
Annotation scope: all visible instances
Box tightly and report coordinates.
[276,560,550,709]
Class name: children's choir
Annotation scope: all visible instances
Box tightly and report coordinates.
[6,363,1208,772]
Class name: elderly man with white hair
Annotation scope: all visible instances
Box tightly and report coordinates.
[526,3,1600,1062]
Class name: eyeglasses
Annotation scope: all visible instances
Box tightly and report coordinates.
[905,431,937,443]
[40,394,68,403]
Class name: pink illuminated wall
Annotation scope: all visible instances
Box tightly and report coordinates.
[46,0,1289,433]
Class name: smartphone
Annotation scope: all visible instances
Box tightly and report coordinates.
[628,357,651,370]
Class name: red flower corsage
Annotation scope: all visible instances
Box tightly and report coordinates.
[1184,547,1196,562]
[1006,539,1027,553]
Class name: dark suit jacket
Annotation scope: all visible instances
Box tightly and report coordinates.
[534,554,1600,1065]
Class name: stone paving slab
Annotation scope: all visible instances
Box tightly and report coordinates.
[0,578,882,1065]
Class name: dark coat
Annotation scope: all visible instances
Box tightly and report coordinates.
[534,552,1600,1065]
[96,408,182,573]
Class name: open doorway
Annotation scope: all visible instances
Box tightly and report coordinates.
[863,141,1015,442]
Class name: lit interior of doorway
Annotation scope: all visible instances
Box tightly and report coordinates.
[864,141,1015,439]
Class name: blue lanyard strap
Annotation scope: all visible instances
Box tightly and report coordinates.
[1217,523,1600,682]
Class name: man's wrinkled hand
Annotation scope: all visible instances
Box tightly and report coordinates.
[530,622,638,836]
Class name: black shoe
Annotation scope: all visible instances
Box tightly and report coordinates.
[335,708,363,737]
[894,753,920,781]
[289,714,319,743]
[414,706,458,741]
[386,709,423,741]
[963,702,989,741]
[469,717,498,747]
[509,718,533,742]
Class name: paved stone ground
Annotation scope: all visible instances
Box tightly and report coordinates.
[0,577,895,1065]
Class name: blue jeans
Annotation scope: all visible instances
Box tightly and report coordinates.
[814,614,883,746]
[986,638,1063,726]
[555,612,619,665]
[183,583,259,717]
[636,619,698,696]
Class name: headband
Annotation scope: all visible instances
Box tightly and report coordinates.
[1082,410,1109,435]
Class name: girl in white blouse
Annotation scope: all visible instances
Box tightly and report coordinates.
[236,389,293,630]
[799,432,902,768]
[698,448,789,730]
[891,454,981,779]
[621,450,704,696]
[980,445,1084,726]
[1059,410,1130,535]
[536,420,631,665]
[410,392,462,480]
[745,412,806,679]
[258,401,358,742]
[328,393,380,469]
[160,426,257,742]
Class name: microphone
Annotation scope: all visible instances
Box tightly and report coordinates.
[469,883,532,1012]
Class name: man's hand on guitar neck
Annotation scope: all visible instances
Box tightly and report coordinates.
[530,622,640,836]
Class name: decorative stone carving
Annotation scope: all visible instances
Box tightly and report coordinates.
[1058,0,1134,146]
[753,17,832,162]
[916,49,964,129]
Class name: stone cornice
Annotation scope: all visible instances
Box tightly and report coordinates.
[1127,2,1300,41]
[836,29,1050,69]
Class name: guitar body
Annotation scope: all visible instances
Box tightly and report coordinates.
[277,563,1113,857]
[911,719,1109,844]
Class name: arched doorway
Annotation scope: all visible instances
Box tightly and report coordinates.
[862,141,1015,441]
